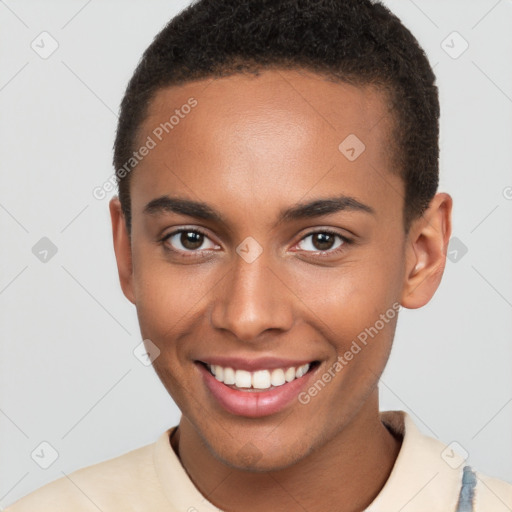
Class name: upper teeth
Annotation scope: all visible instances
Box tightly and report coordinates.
[207,363,311,390]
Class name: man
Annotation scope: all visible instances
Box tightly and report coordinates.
[6,0,512,510]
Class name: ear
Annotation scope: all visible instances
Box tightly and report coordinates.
[401,192,453,309]
[109,196,136,305]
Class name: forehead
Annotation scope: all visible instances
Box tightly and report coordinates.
[143,69,391,140]
[131,69,401,227]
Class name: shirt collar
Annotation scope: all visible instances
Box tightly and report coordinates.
[366,410,465,511]
[153,410,466,512]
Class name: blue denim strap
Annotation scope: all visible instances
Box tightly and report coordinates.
[455,465,477,512]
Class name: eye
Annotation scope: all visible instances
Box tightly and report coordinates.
[295,230,350,254]
[162,229,219,253]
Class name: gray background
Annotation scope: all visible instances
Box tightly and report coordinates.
[1,0,511,507]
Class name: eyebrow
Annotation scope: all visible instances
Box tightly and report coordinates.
[143,194,375,226]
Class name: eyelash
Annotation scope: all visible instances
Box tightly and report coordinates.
[160,228,218,259]
[159,228,353,259]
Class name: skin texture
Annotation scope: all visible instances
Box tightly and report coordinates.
[109,69,452,512]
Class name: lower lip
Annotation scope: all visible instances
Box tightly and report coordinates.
[197,363,317,418]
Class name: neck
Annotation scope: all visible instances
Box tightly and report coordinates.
[171,390,402,512]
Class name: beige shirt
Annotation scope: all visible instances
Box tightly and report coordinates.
[5,410,512,511]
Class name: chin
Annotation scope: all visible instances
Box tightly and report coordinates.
[209,435,316,473]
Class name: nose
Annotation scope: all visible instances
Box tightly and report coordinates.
[210,248,294,343]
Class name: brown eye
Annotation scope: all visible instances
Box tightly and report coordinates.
[312,233,336,251]
[164,229,218,252]
[180,231,204,250]
[296,231,346,253]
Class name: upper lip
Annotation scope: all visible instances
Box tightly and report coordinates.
[196,356,318,372]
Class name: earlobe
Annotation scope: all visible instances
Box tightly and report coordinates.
[401,192,453,309]
[109,196,136,305]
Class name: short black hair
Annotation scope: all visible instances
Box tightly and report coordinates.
[113,0,439,234]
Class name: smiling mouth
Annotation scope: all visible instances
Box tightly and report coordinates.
[198,361,320,392]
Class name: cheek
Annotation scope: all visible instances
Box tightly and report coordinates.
[131,246,201,340]
[289,252,403,372]
[296,260,400,333]
[131,230,404,352]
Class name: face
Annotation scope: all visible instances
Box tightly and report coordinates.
[116,69,410,470]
